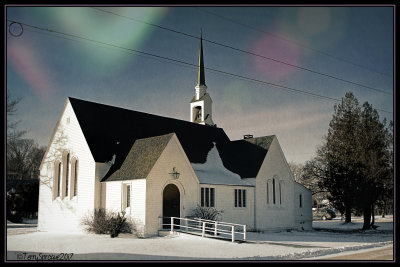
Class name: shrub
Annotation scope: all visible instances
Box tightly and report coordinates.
[81,209,132,238]
[190,205,223,221]
[190,205,223,235]
[109,212,127,238]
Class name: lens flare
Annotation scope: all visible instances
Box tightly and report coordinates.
[251,32,300,83]
[53,7,170,72]
[8,39,54,101]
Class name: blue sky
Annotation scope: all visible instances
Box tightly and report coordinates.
[6,6,394,164]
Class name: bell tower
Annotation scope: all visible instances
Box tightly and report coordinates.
[190,30,215,126]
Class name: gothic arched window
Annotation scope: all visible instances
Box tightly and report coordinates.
[70,158,78,198]
[53,161,61,200]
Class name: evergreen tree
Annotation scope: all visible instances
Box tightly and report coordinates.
[357,102,392,230]
[310,92,393,228]
[319,92,362,223]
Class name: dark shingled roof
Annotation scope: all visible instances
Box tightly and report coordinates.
[68,97,274,180]
[216,136,274,179]
[245,136,274,151]
[104,133,174,181]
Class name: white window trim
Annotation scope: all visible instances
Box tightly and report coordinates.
[267,177,284,207]
[61,152,70,200]
[70,158,78,200]
[53,161,62,200]
[122,183,132,213]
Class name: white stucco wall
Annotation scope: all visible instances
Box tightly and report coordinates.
[104,179,147,236]
[145,134,200,237]
[205,184,255,229]
[38,99,96,232]
[104,181,121,212]
[254,136,305,231]
[294,182,313,230]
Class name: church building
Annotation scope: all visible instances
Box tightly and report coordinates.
[37,33,312,237]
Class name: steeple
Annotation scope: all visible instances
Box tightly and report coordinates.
[197,29,206,87]
[190,29,214,126]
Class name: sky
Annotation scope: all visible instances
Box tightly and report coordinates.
[5,5,394,164]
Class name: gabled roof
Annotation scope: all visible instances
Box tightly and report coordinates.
[192,144,254,187]
[103,133,174,182]
[69,97,228,164]
[68,97,274,180]
[216,136,274,178]
[244,135,275,150]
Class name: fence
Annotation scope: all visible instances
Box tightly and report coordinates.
[160,216,247,242]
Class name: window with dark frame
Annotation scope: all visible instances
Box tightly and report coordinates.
[73,159,78,197]
[201,188,204,206]
[126,185,131,208]
[201,187,215,207]
[234,189,246,208]
[56,162,61,197]
[205,187,209,207]
[210,188,215,207]
[65,153,70,197]
[299,194,302,208]
[272,178,276,204]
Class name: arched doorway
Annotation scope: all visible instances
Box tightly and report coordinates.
[163,184,180,229]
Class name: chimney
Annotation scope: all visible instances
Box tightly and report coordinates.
[243,134,253,139]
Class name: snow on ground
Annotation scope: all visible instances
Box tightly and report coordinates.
[6,216,393,261]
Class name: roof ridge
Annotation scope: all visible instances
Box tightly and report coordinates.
[103,132,174,181]
[68,96,220,130]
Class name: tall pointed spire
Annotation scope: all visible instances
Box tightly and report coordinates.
[197,29,206,87]
[191,29,214,126]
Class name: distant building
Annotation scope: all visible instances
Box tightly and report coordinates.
[38,33,312,237]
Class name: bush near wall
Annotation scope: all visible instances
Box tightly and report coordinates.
[81,209,134,238]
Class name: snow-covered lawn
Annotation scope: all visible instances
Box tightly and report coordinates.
[6,216,393,261]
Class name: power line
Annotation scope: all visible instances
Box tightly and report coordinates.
[6,19,393,115]
[193,6,393,79]
[22,27,200,71]
[89,7,392,96]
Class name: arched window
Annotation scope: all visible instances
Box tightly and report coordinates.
[272,178,276,204]
[70,158,78,199]
[279,182,282,205]
[74,159,78,197]
[193,106,202,122]
[62,152,70,199]
[53,161,61,200]
[266,182,269,205]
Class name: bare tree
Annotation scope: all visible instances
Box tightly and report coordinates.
[6,90,26,141]
[290,160,330,209]
[38,125,68,189]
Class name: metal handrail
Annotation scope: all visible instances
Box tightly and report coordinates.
[160,216,247,242]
